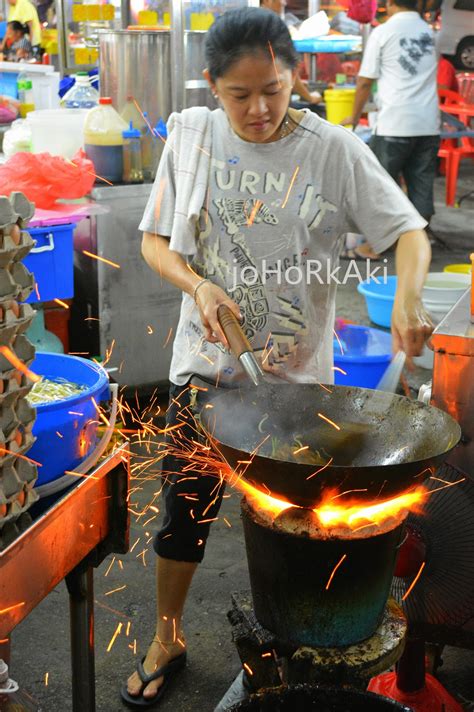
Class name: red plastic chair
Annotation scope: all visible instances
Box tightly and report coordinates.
[437,88,474,204]
[438,89,465,176]
[438,108,474,206]
[438,87,466,106]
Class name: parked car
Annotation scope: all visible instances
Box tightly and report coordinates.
[438,0,474,70]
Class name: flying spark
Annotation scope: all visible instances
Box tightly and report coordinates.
[106,622,123,652]
[402,561,426,601]
[105,585,127,596]
[325,554,347,590]
[281,166,300,209]
[317,413,340,430]
[83,250,121,269]
[0,346,40,382]
[267,41,282,88]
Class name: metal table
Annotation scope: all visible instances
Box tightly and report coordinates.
[0,443,130,712]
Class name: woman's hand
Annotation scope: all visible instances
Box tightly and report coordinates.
[393,229,433,366]
[194,281,241,348]
[308,90,322,104]
[391,293,434,364]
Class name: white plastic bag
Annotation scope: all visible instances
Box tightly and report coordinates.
[293,11,330,39]
[3,119,32,158]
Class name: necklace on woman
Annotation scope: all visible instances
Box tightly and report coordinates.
[279,114,292,139]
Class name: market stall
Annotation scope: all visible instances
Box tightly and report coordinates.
[0,2,473,709]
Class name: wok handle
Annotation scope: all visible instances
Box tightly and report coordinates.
[217,304,252,359]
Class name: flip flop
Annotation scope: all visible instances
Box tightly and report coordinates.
[120,651,187,708]
[340,247,382,262]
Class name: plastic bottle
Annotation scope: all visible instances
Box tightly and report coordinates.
[119,96,146,133]
[0,660,42,711]
[141,115,168,182]
[84,98,128,184]
[17,73,35,119]
[122,121,143,183]
[61,72,99,109]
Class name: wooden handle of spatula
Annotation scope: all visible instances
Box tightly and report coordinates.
[217,304,252,359]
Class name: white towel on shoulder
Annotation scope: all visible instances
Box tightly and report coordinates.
[166,106,213,255]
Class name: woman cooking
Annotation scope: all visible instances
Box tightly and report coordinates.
[122,7,433,708]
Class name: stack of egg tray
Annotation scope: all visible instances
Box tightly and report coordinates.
[0,192,38,551]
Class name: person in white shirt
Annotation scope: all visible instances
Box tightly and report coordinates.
[349,0,440,222]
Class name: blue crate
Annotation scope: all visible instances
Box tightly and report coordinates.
[23,223,74,303]
[293,37,361,54]
[0,70,20,99]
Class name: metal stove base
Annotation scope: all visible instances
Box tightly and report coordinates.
[228,592,407,693]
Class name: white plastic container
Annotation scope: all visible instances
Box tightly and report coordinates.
[413,272,470,370]
[26,109,88,159]
[422,272,470,305]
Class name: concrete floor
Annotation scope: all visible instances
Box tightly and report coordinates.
[8,165,474,711]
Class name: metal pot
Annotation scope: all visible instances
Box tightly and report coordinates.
[99,29,215,126]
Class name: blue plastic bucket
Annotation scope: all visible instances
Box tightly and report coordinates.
[23,224,74,303]
[28,353,110,486]
[357,276,397,328]
[334,324,392,388]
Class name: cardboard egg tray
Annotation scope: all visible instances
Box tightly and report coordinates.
[0,512,33,551]
[0,192,39,546]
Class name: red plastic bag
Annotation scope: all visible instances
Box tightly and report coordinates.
[347,0,377,24]
[0,149,96,209]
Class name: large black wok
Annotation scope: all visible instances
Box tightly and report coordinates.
[199,382,461,508]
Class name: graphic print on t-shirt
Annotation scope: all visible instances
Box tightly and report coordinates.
[214,197,278,235]
[398,34,435,76]
[190,158,341,364]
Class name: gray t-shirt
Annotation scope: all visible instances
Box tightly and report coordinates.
[140,109,426,387]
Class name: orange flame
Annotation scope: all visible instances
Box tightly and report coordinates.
[237,477,426,532]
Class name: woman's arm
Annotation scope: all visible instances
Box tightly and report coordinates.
[392,229,434,359]
[141,231,240,346]
[347,76,373,128]
[293,74,321,104]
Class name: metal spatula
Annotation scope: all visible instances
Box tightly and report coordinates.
[376,351,406,393]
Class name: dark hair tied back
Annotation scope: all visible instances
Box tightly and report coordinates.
[8,20,28,35]
[205,7,298,82]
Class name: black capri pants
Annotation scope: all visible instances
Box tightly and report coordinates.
[154,382,226,563]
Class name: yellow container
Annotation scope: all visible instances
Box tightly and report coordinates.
[443,264,471,274]
[324,88,356,125]
[138,10,158,25]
